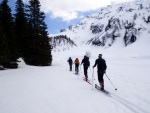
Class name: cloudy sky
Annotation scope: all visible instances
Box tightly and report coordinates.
[8,0,135,34]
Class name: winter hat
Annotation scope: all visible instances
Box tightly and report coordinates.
[99,54,102,57]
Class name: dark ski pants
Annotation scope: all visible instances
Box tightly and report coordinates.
[83,66,88,78]
[97,70,104,87]
[69,64,72,71]
[75,64,79,74]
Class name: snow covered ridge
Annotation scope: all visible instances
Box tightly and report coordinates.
[49,35,77,52]
[56,0,150,49]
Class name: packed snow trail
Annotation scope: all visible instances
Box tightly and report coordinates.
[0,59,150,113]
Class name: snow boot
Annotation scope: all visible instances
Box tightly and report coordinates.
[85,75,88,81]
[100,82,104,91]
[101,87,104,91]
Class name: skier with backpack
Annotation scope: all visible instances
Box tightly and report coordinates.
[81,55,90,81]
[74,58,80,74]
[67,57,73,71]
[93,54,107,91]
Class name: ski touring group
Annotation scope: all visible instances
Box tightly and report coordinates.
[67,54,108,93]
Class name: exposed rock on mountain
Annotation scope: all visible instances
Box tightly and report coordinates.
[50,0,150,50]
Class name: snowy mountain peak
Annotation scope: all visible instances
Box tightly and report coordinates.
[50,0,150,51]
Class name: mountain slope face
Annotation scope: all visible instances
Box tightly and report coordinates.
[57,1,150,48]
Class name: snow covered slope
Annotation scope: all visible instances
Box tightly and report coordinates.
[0,51,150,113]
[51,0,150,49]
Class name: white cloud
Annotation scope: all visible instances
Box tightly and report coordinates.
[50,10,78,21]
[23,0,134,21]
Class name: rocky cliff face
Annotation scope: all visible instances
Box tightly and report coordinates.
[57,0,150,49]
[51,0,150,51]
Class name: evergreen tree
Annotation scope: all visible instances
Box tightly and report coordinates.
[25,0,52,66]
[14,0,28,57]
[0,20,7,68]
[0,0,18,69]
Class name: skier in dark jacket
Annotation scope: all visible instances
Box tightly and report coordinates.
[93,54,107,90]
[81,55,90,81]
[68,57,73,71]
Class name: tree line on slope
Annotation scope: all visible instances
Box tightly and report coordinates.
[50,35,77,52]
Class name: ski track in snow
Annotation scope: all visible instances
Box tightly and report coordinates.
[0,59,148,113]
[61,60,149,113]
[0,55,150,113]
[65,60,150,113]
[111,94,150,113]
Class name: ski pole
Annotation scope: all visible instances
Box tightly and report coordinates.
[73,64,74,73]
[80,65,82,73]
[73,63,75,74]
[77,65,79,79]
[88,67,94,90]
[92,67,94,90]
[105,73,117,90]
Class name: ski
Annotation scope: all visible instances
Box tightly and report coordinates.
[75,72,79,75]
[95,84,110,94]
[83,77,91,85]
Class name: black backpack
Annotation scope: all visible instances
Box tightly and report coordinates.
[83,57,90,67]
[98,58,106,71]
